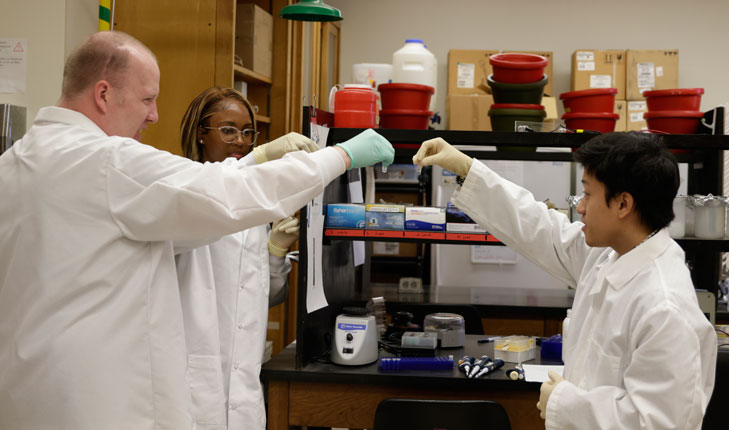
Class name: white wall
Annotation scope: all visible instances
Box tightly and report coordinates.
[329,0,729,128]
[0,0,97,131]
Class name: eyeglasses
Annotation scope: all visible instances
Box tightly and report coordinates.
[203,126,259,145]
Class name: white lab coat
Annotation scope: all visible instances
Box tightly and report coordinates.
[0,106,343,430]
[177,153,292,430]
[453,160,717,430]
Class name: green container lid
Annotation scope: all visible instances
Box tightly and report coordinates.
[488,106,546,151]
[488,74,548,105]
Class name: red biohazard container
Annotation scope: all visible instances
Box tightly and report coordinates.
[562,112,619,133]
[560,88,618,113]
[378,83,434,111]
[489,53,549,84]
[643,88,704,112]
[332,85,379,128]
[643,110,704,134]
[379,109,433,129]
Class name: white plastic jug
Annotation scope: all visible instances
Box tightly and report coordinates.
[392,39,437,111]
[352,63,393,90]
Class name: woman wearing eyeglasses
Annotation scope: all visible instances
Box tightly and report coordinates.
[176,87,306,430]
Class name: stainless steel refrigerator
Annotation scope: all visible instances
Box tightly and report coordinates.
[1,104,26,154]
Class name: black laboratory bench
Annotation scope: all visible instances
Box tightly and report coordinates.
[262,336,729,430]
[261,335,551,429]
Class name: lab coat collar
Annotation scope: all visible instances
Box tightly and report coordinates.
[603,228,672,291]
[36,106,107,136]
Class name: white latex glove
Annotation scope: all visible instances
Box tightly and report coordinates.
[412,137,473,178]
[253,132,319,163]
[268,216,300,257]
[537,371,565,420]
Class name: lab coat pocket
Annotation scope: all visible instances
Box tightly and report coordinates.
[584,338,622,388]
[186,354,227,429]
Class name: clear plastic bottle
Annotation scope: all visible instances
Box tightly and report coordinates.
[391,39,437,111]
[561,309,572,364]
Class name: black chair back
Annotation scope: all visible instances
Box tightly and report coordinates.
[373,398,510,430]
[703,348,729,429]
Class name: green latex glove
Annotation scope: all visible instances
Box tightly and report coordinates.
[335,129,395,170]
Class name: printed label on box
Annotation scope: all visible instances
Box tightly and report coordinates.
[457,63,475,89]
[441,169,458,185]
[589,75,612,88]
[656,66,664,77]
[637,62,655,88]
[577,61,595,71]
[628,101,647,111]
[576,51,594,61]
[630,112,645,122]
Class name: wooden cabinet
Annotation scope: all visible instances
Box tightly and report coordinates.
[113,0,296,155]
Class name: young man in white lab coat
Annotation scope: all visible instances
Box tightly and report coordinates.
[0,31,394,430]
[412,133,717,429]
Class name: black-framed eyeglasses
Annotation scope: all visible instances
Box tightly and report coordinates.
[203,126,259,145]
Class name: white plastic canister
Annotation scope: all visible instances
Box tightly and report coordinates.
[391,39,437,111]
[352,63,393,90]
[692,194,727,239]
[668,195,688,238]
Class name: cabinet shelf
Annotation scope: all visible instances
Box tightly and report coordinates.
[256,115,271,124]
[233,65,272,85]
[326,228,729,249]
[325,228,503,246]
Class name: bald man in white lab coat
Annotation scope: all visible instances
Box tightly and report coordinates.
[0,31,393,430]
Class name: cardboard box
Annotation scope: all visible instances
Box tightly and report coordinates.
[235,4,273,78]
[447,50,499,96]
[405,207,446,231]
[626,100,648,131]
[447,49,553,96]
[614,100,627,132]
[571,50,626,100]
[373,191,418,257]
[626,49,679,100]
[446,94,494,131]
[325,204,366,229]
[542,96,558,121]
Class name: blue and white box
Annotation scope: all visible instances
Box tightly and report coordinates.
[326,203,366,229]
[405,206,446,231]
[366,204,405,230]
[445,202,487,233]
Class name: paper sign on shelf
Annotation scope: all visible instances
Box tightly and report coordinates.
[305,122,330,313]
[348,171,365,267]
[306,193,327,313]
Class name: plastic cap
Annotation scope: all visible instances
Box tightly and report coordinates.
[405,38,424,44]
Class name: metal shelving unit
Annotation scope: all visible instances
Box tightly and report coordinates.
[295,108,729,368]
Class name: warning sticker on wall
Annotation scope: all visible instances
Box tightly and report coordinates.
[0,38,27,93]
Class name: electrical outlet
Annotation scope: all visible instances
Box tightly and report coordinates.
[398,277,423,293]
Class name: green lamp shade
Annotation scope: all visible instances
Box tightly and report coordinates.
[280,0,343,22]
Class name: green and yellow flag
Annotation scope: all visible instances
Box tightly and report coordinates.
[99,0,111,31]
